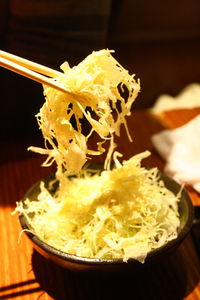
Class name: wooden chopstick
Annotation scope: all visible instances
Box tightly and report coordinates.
[0,50,70,94]
[0,50,62,77]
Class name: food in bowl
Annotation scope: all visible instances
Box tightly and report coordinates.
[14,49,183,264]
[17,152,181,263]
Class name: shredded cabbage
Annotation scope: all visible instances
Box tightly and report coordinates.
[15,49,180,263]
[16,151,180,263]
[28,49,140,180]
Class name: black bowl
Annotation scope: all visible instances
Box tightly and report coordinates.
[19,172,194,272]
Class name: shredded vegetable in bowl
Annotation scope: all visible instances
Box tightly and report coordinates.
[17,151,180,263]
[15,49,180,263]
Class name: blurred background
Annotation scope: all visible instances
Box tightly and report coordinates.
[0,0,200,140]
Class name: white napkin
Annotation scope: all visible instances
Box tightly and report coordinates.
[151,83,200,113]
[151,115,200,193]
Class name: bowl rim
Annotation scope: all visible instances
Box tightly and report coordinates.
[19,172,194,266]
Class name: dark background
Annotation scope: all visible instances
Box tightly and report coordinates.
[1,0,200,140]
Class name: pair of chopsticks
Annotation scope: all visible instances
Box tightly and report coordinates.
[0,50,70,93]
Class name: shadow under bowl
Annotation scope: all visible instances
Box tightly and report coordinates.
[19,172,194,272]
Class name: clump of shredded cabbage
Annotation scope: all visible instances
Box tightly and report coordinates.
[28,49,140,180]
[16,151,180,263]
[15,49,181,263]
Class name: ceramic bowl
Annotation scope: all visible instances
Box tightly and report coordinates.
[19,172,194,272]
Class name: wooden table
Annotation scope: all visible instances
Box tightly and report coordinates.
[1,108,200,300]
